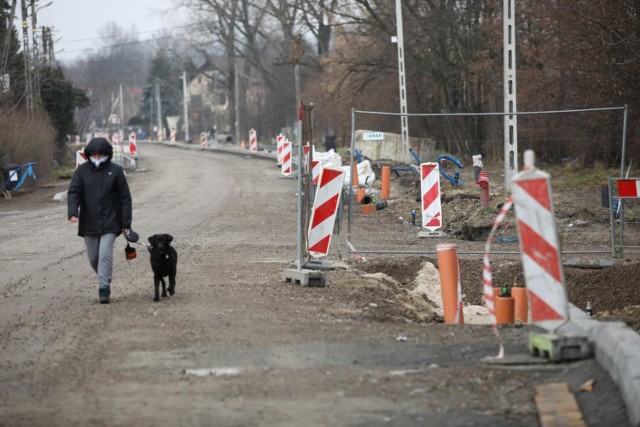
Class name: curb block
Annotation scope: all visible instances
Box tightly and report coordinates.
[561,305,640,426]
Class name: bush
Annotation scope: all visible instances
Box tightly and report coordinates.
[0,107,57,183]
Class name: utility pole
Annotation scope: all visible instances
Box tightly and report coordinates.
[119,84,124,133]
[30,0,39,105]
[234,61,240,145]
[1,0,18,82]
[394,0,409,155]
[155,79,162,139]
[20,0,32,112]
[182,70,189,142]
[503,0,518,190]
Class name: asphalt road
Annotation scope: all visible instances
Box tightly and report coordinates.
[0,143,632,426]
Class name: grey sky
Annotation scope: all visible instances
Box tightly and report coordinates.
[36,0,180,62]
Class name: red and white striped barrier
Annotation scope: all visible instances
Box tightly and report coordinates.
[420,163,442,230]
[75,150,87,169]
[311,160,321,184]
[617,179,640,198]
[170,129,176,143]
[249,128,257,153]
[276,134,284,165]
[303,143,311,174]
[281,141,292,176]
[200,132,208,148]
[129,133,137,157]
[512,150,568,331]
[157,130,164,142]
[308,167,346,258]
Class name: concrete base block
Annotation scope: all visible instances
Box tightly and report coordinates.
[417,230,446,238]
[529,333,592,362]
[283,268,326,287]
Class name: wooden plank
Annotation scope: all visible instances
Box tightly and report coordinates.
[535,383,586,427]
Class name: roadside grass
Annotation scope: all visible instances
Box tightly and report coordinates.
[547,166,620,190]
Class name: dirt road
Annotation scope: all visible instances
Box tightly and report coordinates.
[0,144,631,426]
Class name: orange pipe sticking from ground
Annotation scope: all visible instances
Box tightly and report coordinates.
[512,287,528,323]
[495,296,515,324]
[436,243,464,324]
[381,166,390,199]
[352,161,359,187]
[356,188,366,204]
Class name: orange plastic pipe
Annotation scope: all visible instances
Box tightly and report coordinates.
[495,296,515,324]
[512,287,528,323]
[381,166,390,199]
[436,243,464,324]
[352,161,359,187]
[356,188,366,204]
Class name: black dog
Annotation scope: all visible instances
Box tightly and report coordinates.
[147,234,178,302]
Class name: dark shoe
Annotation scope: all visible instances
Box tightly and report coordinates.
[99,289,110,304]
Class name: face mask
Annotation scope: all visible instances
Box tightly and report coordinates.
[90,156,107,167]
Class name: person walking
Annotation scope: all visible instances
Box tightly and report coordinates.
[68,137,132,304]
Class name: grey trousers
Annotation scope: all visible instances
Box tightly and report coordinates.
[84,233,117,291]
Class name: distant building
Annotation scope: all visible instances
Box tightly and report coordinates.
[187,65,229,136]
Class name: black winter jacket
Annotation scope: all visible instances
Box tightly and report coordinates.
[67,138,132,237]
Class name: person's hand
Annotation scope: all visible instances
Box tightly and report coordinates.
[69,216,78,223]
[123,228,130,235]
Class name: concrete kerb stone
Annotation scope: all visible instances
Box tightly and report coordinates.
[142,140,282,163]
[561,305,640,426]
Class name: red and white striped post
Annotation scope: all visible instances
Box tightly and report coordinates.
[308,167,346,258]
[170,129,176,143]
[75,150,87,169]
[281,141,292,177]
[420,163,442,231]
[617,179,640,198]
[311,160,321,184]
[512,150,568,331]
[128,133,137,158]
[276,134,284,165]
[303,143,311,175]
[249,128,257,153]
[200,132,208,148]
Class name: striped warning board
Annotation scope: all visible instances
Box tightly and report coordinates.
[75,150,87,169]
[200,132,208,148]
[303,143,311,174]
[617,179,640,198]
[308,167,345,258]
[281,141,292,176]
[128,133,137,157]
[420,163,442,231]
[512,150,568,331]
[276,134,284,165]
[311,160,321,184]
[249,128,257,153]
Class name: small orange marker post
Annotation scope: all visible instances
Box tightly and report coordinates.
[512,287,528,323]
[436,243,464,324]
[381,166,391,199]
[352,161,359,187]
[356,188,366,204]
